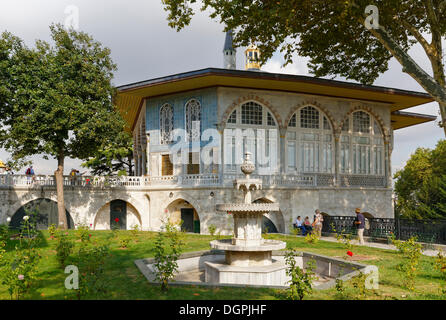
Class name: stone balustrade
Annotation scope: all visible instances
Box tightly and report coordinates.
[0,173,388,189]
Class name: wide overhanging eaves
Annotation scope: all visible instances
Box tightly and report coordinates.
[391,111,437,130]
[115,68,435,132]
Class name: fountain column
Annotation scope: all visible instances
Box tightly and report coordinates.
[205,152,287,285]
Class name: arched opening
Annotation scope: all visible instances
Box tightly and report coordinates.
[10,198,74,230]
[94,199,142,230]
[253,198,284,233]
[362,212,374,219]
[165,199,200,233]
[286,105,334,174]
[224,100,279,175]
[262,216,278,234]
[340,110,385,176]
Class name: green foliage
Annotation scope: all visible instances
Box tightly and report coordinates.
[69,243,111,299]
[332,223,353,250]
[433,251,446,295]
[0,224,9,243]
[130,224,140,238]
[0,211,41,299]
[118,235,132,248]
[152,221,185,292]
[0,24,126,228]
[75,222,92,243]
[335,269,347,300]
[351,270,368,299]
[284,249,316,300]
[55,231,75,268]
[392,236,423,291]
[48,224,57,239]
[394,140,446,219]
[304,232,319,244]
[208,224,217,236]
[82,130,134,176]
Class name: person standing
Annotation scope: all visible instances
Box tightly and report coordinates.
[314,209,323,237]
[354,208,365,245]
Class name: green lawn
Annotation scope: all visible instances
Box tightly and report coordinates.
[0,230,445,300]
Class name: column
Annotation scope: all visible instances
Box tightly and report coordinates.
[334,130,341,187]
[279,127,287,175]
[146,133,151,176]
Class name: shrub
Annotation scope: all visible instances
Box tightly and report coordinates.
[392,236,422,291]
[284,248,316,300]
[208,224,217,236]
[55,231,75,268]
[75,223,91,243]
[130,224,140,238]
[118,235,131,248]
[331,223,353,250]
[70,243,111,299]
[48,224,57,240]
[0,211,41,300]
[304,232,319,244]
[152,221,185,292]
[434,251,446,295]
[0,224,9,243]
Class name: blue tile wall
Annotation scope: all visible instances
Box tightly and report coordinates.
[145,88,218,152]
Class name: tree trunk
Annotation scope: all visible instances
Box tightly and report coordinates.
[55,152,68,230]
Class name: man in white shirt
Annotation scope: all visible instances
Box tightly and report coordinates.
[294,216,306,236]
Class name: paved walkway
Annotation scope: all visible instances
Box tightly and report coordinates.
[317,235,443,257]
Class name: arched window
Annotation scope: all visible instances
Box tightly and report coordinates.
[340,111,384,175]
[286,106,333,173]
[160,103,173,145]
[224,101,278,174]
[185,99,201,142]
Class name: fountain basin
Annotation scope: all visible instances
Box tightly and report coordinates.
[210,239,286,252]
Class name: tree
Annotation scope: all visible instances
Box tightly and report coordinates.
[394,140,446,219]
[0,24,119,229]
[162,0,446,135]
[81,130,134,176]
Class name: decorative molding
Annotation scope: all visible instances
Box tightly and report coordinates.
[221,95,283,129]
[284,100,337,132]
[340,105,388,141]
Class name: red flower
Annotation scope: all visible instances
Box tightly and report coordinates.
[115,218,119,223]
[347,251,353,257]
[89,234,91,237]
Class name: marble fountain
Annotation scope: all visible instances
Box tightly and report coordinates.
[135,153,371,289]
[205,152,287,286]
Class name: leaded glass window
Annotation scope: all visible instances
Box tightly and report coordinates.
[185,99,201,142]
[340,111,385,175]
[224,101,279,174]
[353,111,370,133]
[160,103,173,145]
[228,110,237,124]
[300,106,320,129]
[289,114,297,127]
[241,101,263,125]
[286,106,333,173]
[267,112,276,126]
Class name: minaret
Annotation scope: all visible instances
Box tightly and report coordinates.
[245,44,261,71]
[223,30,237,70]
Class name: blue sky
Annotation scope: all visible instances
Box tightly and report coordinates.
[0,0,444,176]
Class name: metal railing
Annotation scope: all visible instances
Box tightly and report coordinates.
[322,216,446,245]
